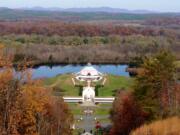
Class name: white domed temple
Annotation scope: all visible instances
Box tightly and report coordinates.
[75,64,103,82]
[62,64,115,134]
[74,64,104,103]
[64,63,114,104]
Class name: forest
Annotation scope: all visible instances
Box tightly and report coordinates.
[0,20,180,36]
[0,20,179,66]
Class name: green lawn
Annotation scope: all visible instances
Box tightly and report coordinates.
[67,103,112,116]
[97,75,133,96]
[44,74,80,96]
[43,74,133,97]
[94,107,111,115]
[94,103,113,116]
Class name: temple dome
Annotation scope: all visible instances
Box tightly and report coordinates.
[79,66,99,76]
[75,64,103,82]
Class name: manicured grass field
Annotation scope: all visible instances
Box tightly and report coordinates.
[97,75,133,96]
[67,103,112,116]
[43,74,133,97]
[44,74,80,96]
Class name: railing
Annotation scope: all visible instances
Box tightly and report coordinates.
[95,97,115,103]
[63,97,115,103]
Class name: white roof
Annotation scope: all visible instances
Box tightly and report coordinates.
[79,66,100,76]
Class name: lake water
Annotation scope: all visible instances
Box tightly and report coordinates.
[30,64,129,79]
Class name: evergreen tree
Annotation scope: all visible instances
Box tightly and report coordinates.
[133,50,177,120]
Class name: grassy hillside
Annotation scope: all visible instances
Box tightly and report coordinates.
[131,117,180,135]
[44,74,79,96]
[43,74,133,97]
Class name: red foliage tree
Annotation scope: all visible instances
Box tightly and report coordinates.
[0,21,172,37]
[110,91,147,135]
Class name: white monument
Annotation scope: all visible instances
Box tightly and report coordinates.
[64,63,114,104]
[72,63,106,103]
[75,64,103,82]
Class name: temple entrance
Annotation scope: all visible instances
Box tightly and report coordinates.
[83,87,95,102]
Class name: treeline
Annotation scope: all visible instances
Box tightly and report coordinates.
[0,20,180,65]
[0,34,176,46]
[6,43,179,65]
[144,17,180,26]
[2,34,179,65]
[0,21,179,37]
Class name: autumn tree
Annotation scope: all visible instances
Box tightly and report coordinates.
[110,91,146,135]
[0,45,73,135]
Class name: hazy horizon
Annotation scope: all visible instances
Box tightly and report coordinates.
[0,0,180,12]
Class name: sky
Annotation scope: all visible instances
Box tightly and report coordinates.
[0,0,180,12]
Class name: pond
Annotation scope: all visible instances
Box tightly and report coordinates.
[30,64,129,79]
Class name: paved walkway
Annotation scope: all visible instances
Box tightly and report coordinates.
[77,114,95,132]
[74,101,112,134]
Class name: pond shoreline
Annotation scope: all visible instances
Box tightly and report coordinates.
[24,64,130,79]
[13,61,130,68]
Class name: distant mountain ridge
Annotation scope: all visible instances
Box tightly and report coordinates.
[0,7,179,21]
[18,7,157,14]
